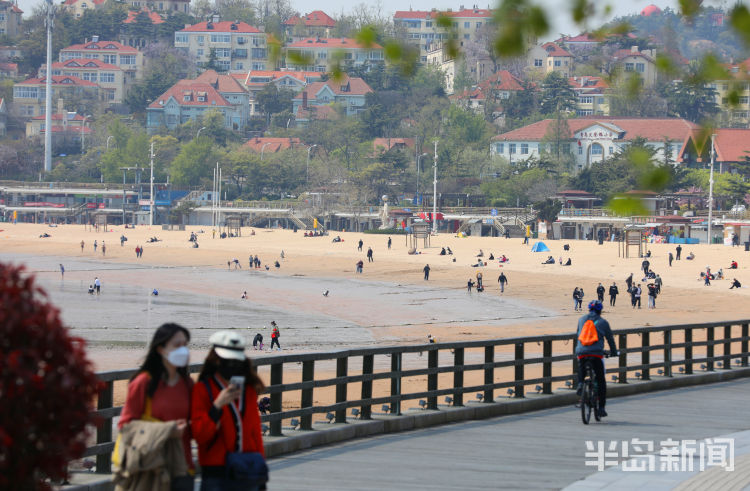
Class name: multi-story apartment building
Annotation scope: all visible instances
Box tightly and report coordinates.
[146,70,250,132]
[569,76,609,116]
[41,59,127,104]
[450,70,524,126]
[125,0,189,13]
[292,76,372,124]
[233,70,323,115]
[61,0,107,19]
[0,1,23,38]
[609,46,657,87]
[175,19,268,73]
[394,7,494,63]
[59,37,145,82]
[709,58,750,128]
[13,75,100,119]
[25,112,91,143]
[542,42,574,78]
[283,11,336,43]
[285,38,384,72]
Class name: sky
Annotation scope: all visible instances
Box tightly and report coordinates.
[17,0,680,40]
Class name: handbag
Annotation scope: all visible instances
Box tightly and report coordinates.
[225,451,268,484]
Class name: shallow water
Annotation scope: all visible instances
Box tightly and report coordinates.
[1,253,557,351]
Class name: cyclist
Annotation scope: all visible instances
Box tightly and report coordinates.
[575,300,618,417]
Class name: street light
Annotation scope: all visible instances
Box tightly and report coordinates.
[432,140,438,235]
[106,135,114,150]
[196,126,206,138]
[260,142,271,161]
[707,133,716,245]
[43,0,53,173]
[416,152,429,204]
[306,144,318,185]
[81,115,91,154]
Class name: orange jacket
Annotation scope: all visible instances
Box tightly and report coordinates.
[191,376,265,467]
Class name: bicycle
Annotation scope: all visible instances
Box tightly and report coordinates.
[579,350,613,425]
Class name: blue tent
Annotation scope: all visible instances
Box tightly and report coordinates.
[530,241,550,252]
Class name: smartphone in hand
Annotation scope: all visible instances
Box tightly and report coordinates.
[229,375,245,396]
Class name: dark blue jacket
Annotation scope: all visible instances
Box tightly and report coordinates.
[574,312,617,357]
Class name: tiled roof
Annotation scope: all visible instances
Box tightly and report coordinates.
[293,76,373,100]
[542,42,573,58]
[373,138,415,152]
[32,113,86,121]
[711,129,750,162]
[288,37,383,49]
[18,75,99,87]
[53,58,122,70]
[123,8,164,24]
[62,40,138,53]
[194,70,247,93]
[493,118,698,142]
[243,137,302,152]
[148,80,232,109]
[241,70,322,87]
[179,21,261,33]
[40,125,92,133]
[295,105,338,121]
[394,8,493,19]
[568,76,609,90]
[612,49,654,63]
[284,10,336,27]
[0,1,23,12]
[478,70,524,91]
[0,62,17,71]
[556,33,600,44]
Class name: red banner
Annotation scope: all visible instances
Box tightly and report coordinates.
[85,203,105,209]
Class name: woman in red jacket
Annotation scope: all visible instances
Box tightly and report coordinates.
[119,323,194,490]
[191,331,266,491]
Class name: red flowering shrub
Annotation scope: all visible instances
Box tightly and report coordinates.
[0,263,100,489]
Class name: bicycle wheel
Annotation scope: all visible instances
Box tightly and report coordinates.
[580,369,592,425]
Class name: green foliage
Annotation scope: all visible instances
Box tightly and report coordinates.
[534,198,561,224]
[125,44,196,114]
[540,72,577,114]
[169,137,219,186]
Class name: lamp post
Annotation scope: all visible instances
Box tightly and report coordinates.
[416,152,428,204]
[43,0,54,173]
[260,142,271,161]
[149,141,155,226]
[106,135,114,150]
[306,144,318,185]
[196,126,206,139]
[707,133,716,245]
[81,115,90,154]
[432,140,438,235]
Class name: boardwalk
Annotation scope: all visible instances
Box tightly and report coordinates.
[268,378,750,490]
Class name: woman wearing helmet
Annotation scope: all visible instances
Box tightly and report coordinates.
[574,300,618,417]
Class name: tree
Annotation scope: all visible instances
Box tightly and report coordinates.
[169,137,219,186]
[534,198,562,238]
[539,71,577,114]
[256,85,295,128]
[124,43,197,114]
[452,59,474,94]
[662,79,720,123]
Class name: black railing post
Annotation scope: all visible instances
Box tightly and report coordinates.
[361,354,374,419]
[427,348,438,409]
[484,345,494,402]
[514,343,524,398]
[663,329,672,377]
[618,334,627,383]
[96,381,113,473]
[453,348,464,406]
[390,352,402,415]
[270,362,283,436]
[335,356,348,423]
[723,325,732,369]
[542,340,552,394]
[685,328,693,374]
[572,338,578,385]
[641,331,650,380]
[742,324,749,367]
[707,326,715,371]
[301,360,314,430]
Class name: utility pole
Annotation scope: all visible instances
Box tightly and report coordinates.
[43,0,54,173]
[432,140,438,235]
[707,133,716,245]
[149,141,155,226]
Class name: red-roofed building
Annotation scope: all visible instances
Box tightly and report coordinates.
[61,0,107,19]
[609,46,658,87]
[285,38,384,72]
[372,138,415,153]
[120,8,165,48]
[146,70,250,132]
[679,128,750,175]
[175,18,268,73]
[569,76,610,116]
[450,70,524,124]
[542,42,574,77]
[292,76,372,124]
[236,70,323,115]
[243,137,302,154]
[41,58,126,103]
[124,0,189,14]
[393,8,496,62]
[0,61,17,77]
[491,117,697,171]
[13,76,100,120]
[0,1,22,38]
[284,11,336,42]
[26,111,91,142]
[59,37,144,82]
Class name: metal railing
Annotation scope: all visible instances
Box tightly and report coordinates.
[558,208,614,217]
[85,320,750,473]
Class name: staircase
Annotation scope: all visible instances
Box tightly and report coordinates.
[174,188,205,206]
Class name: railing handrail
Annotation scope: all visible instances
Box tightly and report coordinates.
[86,319,750,473]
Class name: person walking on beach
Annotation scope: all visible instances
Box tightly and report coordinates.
[647,283,657,309]
[356,259,364,274]
[609,282,619,306]
[358,239,363,252]
[676,244,682,260]
[668,252,673,267]
[93,240,98,252]
[94,277,101,294]
[498,272,508,293]
[80,240,85,252]
[596,283,605,302]
[387,237,392,250]
[655,274,663,294]
[423,264,430,280]
[59,264,64,279]
[367,247,374,263]
[625,273,633,291]
[102,241,106,256]
[476,271,483,290]
[572,287,581,311]
[467,278,475,292]
[270,322,281,351]
[633,284,642,308]
[641,258,649,276]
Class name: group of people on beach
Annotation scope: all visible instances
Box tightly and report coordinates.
[115,323,268,490]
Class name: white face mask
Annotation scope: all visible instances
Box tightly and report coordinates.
[166,346,190,367]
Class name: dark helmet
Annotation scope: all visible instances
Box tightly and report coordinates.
[588,300,603,313]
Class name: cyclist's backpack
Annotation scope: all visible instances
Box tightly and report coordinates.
[578,319,599,346]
